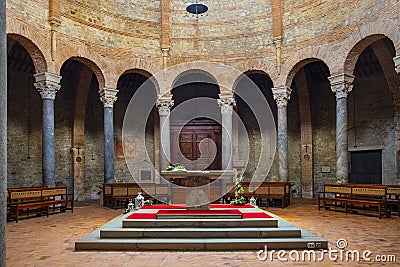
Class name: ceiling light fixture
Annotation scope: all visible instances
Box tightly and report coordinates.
[185,0,208,18]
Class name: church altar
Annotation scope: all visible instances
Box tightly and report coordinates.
[161,170,235,210]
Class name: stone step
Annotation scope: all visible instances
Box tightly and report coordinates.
[100,227,301,239]
[122,218,278,228]
[75,237,328,251]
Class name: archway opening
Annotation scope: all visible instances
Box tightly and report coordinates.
[171,72,221,170]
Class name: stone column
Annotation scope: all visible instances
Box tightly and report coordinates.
[157,97,174,170]
[217,94,236,170]
[34,72,62,186]
[0,1,7,264]
[328,74,354,184]
[99,88,118,184]
[394,56,400,74]
[395,56,400,183]
[272,87,292,183]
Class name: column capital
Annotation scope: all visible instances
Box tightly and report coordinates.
[48,17,61,28]
[161,46,170,54]
[99,88,118,108]
[393,56,400,74]
[217,94,236,114]
[157,96,174,116]
[273,36,282,48]
[272,86,292,107]
[328,73,354,99]
[33,72,62,100]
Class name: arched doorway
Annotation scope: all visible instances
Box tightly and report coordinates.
[7,39,42,187]
[115,71,157,183]
[347,37,397,185]
[171,72,221,170]
[234,71,276,182]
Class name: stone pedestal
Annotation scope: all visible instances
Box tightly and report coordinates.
[185,176,210,210]
[161,170,234,210]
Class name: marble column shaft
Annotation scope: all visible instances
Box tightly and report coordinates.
[42,99,56,186]
[0,0,7,265]
[272,87,292,183]
[34,72,62,186]
[218,95,235,170]
[328,74,354,184]
[99,88,118,184]
[157,97,173,170]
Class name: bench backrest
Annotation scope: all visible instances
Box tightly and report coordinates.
[112,187,128,196]
[42,186,67,197]
[10,190,42,200]
[324,184,352,194]
[387,185,400,196]
[351,186,387,197]
[269,186,285,196]
[127,187,141,196]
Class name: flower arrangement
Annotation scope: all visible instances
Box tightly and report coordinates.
[166,165,175,171]
[165,164,186,171]
[144,199,153,205]
[230,172,246,205]
[175,165,186,170]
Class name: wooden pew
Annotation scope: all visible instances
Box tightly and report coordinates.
[386,185,400,217]
[318,184,352,211]
[41,186,74,215]
[225,182,290,208]
[345,185,387,219]
[318,183,389,219]
[8,186,73,223]
[267,183,288,209]
[106,183,171,209]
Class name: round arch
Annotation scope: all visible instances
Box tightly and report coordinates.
[7,33,48,73]
[60,57,105,91]
[113,59,161,93]
[285,58,331,88]
[117,68,160,94]
[171,69,219,91]
[232,70,274,92]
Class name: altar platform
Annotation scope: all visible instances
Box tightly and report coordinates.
[75,204,328,251]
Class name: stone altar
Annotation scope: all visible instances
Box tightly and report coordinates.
[161,170,235,210]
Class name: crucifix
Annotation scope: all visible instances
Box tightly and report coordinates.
[304,144,310,153]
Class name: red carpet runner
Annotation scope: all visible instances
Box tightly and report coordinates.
[126,204,272,219]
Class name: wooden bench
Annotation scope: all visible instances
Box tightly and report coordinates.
[318,184,352,212]
[345,185,387,219]
[7,186,73,223]
[104,183,170,209]
[387,185,400,216]
[6,186,48,216]
[225,182,290,208]
[318,184,388,219]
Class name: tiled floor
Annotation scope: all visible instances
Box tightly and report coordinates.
[6,200,400,266]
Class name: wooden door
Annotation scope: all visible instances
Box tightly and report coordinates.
[349,150,382,184]
[171,120,222,170]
